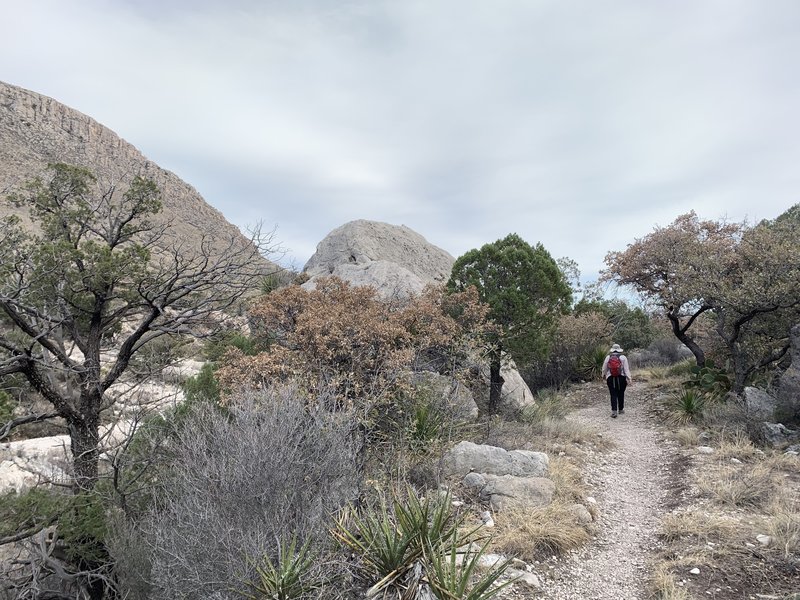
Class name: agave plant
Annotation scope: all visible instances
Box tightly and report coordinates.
[426,533,514,600]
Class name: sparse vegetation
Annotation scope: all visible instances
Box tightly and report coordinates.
[4,185,799,600]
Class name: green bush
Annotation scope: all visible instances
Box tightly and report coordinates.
[0,488,111,574]
[0,487,69,540]
[182,363,221,404]
[204,331,259,362]
[574,298,654,351]
[0,389,13,426]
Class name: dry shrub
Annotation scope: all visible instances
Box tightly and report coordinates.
[517,403,607,447]
[218,279,488,408]
[660,511,738,543]
[492,502,591,561]
[630,338,688,369]
[523,312,612,389]
[697,464,778,508]
[701,400,751,433]
[132,386,359,600]
[762,451,800,473]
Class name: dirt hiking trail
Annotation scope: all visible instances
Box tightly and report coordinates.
[537,380,681,600]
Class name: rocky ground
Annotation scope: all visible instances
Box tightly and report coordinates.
[533,380,680,600]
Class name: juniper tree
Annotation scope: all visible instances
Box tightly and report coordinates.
[0,163,277,491]
[447,234,572,413]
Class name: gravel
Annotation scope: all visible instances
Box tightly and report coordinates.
[536,385,676,600]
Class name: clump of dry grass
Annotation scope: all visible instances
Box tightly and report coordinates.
[548,455,587,504]
[491,501,591,562]
[643,366,671,381]
[527,416,600,445]
[715,429,763,462]
[766,509,800,558]
[660,511,738,543]
[672,427,701,447]
[763,450,800,472]
[481,396,611,452]
[649,562,693,600]
[697,464,778,508]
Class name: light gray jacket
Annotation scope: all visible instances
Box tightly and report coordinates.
[602,353,632,381]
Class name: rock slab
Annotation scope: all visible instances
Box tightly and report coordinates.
[442,441,549,478]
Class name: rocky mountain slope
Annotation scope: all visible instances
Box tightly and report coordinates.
[0,80,255,255]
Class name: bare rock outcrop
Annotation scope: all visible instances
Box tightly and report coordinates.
[0,80,260,261]
[444,441,554,511]
[443,441,549,478]
[303,220,454,298]
[776,323,800,426]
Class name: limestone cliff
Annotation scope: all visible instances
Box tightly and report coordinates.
[0,80,254,254]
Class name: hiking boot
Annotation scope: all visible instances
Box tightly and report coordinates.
[619,409,625,415]
[611,411,618,418]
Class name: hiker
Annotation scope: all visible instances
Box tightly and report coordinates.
[602,343,631,418]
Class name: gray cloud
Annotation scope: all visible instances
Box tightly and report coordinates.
[2,0,799,283]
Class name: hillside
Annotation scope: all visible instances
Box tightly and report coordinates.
[0,80,260,259]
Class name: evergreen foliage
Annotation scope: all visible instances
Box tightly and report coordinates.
[447,234,572,411]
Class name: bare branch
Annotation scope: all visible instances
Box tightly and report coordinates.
[0,411,60,441]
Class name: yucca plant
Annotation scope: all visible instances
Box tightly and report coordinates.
[674,389,706,424]
[426,533,514,600]
[240,536,323,600]
[576,346,609,380]
[332,499,418,582]
[332,488,506,599]
[407,401,446,452]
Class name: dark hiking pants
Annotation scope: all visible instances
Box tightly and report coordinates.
[607,376,628,412]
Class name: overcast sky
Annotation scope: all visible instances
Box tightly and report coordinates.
[2,0,799,282]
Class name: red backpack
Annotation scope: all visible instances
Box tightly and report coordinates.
[608,354,623,377]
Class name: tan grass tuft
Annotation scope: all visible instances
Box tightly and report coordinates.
[697,464,777,508]
[715,430,763,462]
[763,451,800,473]
[660,511,738,543]
[766,509,800,558]
[649,562,693,600]
[491,501,591,562]
[548,455,587,504]
[672,427,701,447]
